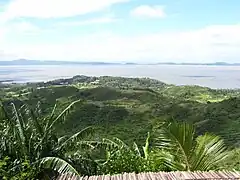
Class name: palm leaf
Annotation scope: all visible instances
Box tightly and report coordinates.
[58,135,68,145]
[111,137,129,148]
[30,108,44,137]
[133,142,141,157]
[40,157,79,175]
[11,103,26,143]
[153,149,183,170]
[11,103,28,157]
[102,138,121,149]
[55,126,94,151]
[155,121,229,171]
[75,140,99,149]
[36,100,81,153]
[44,103,57,132]
[192,133,229,170]
[156,121,195,170]
[143,132,150,159]
[0,104,10,121]
[47,100,81,130]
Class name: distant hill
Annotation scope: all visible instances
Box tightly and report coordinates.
[0,59,120,66]
[0,59,240,66]
[154,62,240,66]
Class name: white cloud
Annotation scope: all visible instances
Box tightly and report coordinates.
[56,17,118,26]
[130,5,166,18]
[0,21,41,40]
[1,0,129,20]
[0,0,129,20]
[1,24,240,63]
[10,21,40,34]
[0,26,6,40]
[0,26,17,60]
[0,50,16,60]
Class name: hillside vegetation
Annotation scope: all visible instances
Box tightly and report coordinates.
[0,75,240,178]
[1,75,239,146]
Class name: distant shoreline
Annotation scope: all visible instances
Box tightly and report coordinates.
[1,64,240,89]
[0,59,240,66]
[1,63,240,67]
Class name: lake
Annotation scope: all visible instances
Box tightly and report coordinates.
[0,65,240,89]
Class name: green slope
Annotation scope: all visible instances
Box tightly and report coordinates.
[1,75,240,147]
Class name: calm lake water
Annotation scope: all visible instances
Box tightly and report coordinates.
[1,65,240,89]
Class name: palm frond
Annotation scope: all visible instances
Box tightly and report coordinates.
[30,108,44,136]
[36,100,81,153]
[0,104,9,121]
[102,138,121,149]
[75,140,99,149]
[11,103,28,157]
[155,121,229,171]
[153,149,184,170]
[56,126,94,151]
[58,135,68,145]
[47,100,81,130]
[133,142,141,157]
[192,133,229,170]
[143,132,150,159]
[35,101,42,117]
[40,157,79,175]
[156,121,195,170]
[111,137,129,148]
[44,103,57,132]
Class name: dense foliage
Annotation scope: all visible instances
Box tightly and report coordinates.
[0,75,240,179]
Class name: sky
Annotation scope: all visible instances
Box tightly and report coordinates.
[0,0,239,63]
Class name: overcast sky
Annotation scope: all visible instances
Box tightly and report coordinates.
[0,0,240,63]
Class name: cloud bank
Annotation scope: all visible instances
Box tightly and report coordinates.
[0,0,239,63]
[1,24,239,62]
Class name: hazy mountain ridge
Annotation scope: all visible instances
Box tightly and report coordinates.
[1,59,240,66]
[0,59,119,66]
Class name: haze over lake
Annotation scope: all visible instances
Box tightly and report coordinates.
[1,65,240,89]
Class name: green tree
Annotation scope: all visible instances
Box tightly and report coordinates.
[0,100,94,179]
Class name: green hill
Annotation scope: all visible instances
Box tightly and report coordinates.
[1,75,240,147]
